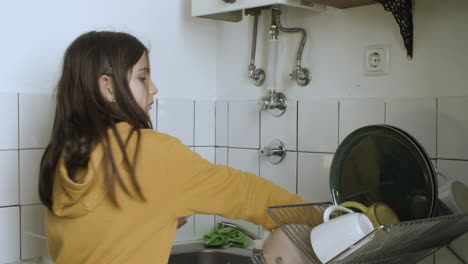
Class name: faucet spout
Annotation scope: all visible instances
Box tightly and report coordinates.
[218,221,261,240]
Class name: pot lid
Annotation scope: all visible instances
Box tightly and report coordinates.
[330,125,437,221]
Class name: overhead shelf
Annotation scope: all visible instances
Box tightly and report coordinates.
[300,0,377,9]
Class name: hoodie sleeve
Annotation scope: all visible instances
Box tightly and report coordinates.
[166,138,310,230]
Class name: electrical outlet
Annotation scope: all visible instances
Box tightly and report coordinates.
[364,45,389,76]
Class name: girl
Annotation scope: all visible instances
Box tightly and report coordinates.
[39,31,310,264]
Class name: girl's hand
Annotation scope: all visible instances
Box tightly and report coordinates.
[177,217,188,229]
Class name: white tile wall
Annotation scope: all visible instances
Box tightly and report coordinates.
[157,99,195,146]
[298,100,339,153]
[19,93,54,149]
[437,159,468,187]
[1,94,467,260]
[21,205,48,260]
[0,150,19,207]
[215,147,228,165]
[195,100,215,146]
[261,101,297,151]
[0,93,18,150]
[174,216,195,243]
[20,149,44,205]
[298,153,334,203]
[435,247,463,264]
[215,101,228,147]
[228,101,259,149]
[438,97,468,160]
[224,148,260,236]
[260,151,297,194]
[449,232,468,263]
[194,147,215,239]
[0,207,20,263]
[339,98,385,143]
[386,98,437,158]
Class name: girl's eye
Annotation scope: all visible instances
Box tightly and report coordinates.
[139,77,148,82]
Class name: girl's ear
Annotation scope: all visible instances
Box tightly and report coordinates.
[98,75,115,103]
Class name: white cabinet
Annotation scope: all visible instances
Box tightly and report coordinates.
[192,0,325,22]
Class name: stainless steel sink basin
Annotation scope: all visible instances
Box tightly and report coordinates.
[169,242,254,264]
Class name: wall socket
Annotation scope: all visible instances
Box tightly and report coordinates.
[364,45,390,76]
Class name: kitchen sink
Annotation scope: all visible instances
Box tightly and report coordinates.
[169,242,254,264]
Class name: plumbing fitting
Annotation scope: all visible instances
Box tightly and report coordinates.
[246,8,265,86]
[259,139,286,164]
[271,5,311,86]
[258,89,287,117]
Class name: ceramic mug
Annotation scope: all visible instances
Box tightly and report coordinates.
[437,171,468,214]
[310,205,374,263]
[340,201,400,228]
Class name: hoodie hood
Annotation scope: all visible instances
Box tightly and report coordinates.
[51,145,108,218]
[50,123,136,218]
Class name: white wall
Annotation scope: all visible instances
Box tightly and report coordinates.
[216,0,468,100]
[0,0,218,262]
[0,0,217,99]
[214,0,468,263]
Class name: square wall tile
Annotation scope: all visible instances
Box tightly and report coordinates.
[386,98,437,158]
[298,100,338,153]
[174,216,195,243]
[194,214,214,240]
[20,149,44,205]
[194,147,215,239]
[261,101,297,151]
[298,153,334,203]
[228,148,259,175]
[435,247,463,264]
[215,101,228,147]
[228,101,260,149]
[215,147,228,165]
[0,92,18,150]
[417,254,434,264]
[449,232,468,263]
[438,97,468,160]
[195,100,215,146]
[226,148,260,237]
[0,150,19,207]
[21,205,48,260]
[339,98,385,143]
[19,93,55,149]
[437,160,468,187]
[0,207,20,263]
[195,147,215,163]
[260,151,297,194]
[157,99,194,146]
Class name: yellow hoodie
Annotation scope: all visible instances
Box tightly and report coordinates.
[47,122,309,264]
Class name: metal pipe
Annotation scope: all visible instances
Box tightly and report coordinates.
[246,8,265,86]
[272,6,307,68]
[249,14,259,69]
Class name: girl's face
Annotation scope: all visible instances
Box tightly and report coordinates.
[128,53,158,114]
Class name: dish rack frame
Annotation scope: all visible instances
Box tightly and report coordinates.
[252,202,468,264]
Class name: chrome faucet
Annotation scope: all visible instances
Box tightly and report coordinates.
[218,221,261,240]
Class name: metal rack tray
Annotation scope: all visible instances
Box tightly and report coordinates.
[253,203,468,264]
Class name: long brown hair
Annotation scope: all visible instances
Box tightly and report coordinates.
[39,31,152,211]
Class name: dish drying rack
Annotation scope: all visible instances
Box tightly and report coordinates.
[252,203,468,264]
